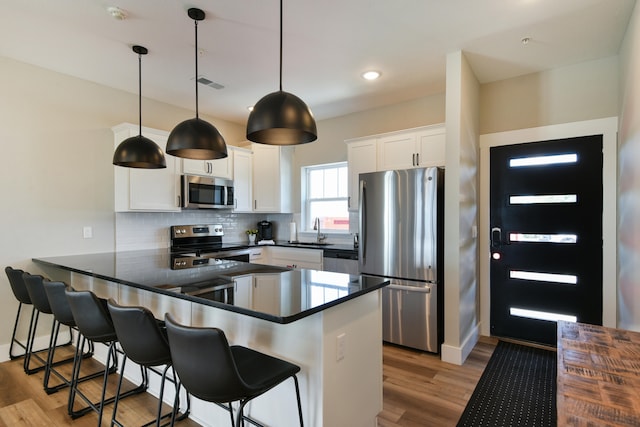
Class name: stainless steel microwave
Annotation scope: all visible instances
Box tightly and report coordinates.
[181,175,234,209]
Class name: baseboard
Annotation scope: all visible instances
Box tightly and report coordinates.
[0,329,73,363]
[441,324,479,365]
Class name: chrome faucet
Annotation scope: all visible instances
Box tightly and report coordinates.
[313,217,327,243]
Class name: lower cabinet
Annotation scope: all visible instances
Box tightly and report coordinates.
[248,247,268,265]
[266,247,323,270]
[233,275,253,308]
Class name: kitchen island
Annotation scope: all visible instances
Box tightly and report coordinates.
[34,250,388,427]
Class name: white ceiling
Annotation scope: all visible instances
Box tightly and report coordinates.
[0,0,635,124]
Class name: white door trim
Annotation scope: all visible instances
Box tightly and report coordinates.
[478,117,618,336]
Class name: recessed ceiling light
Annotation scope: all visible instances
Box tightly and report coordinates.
[521,37,531,45]
[107,6,127,20]
[362,71,381,81]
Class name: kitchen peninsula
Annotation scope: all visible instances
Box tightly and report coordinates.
[34,250,389,427]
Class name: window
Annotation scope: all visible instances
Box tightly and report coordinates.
[302,162,349,232]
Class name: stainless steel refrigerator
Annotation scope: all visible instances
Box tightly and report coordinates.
[358,167,444,353]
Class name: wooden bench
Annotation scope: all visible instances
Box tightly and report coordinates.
[557,320,640,426]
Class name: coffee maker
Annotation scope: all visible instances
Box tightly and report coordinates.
[257,221,274,242]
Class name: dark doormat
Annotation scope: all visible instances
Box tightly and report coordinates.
[457,340,557,427]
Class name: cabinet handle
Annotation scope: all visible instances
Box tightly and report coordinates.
[254,200,257,210]
[348,196,351,209]
[235,198,238,209]
[412,153,415,166]
[416,153,419,166]
[177,195,181,207]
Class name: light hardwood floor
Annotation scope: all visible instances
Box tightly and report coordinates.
[0,337,497,426]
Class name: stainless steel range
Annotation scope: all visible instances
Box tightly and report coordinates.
[170,224,252,269]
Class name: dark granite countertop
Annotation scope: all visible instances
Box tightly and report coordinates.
[33,249,384,324]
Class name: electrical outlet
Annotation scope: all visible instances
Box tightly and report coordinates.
[83,226,93,239]
[336,333,346,361]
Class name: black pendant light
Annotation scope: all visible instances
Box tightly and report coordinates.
[246,0,317,145]
[113,45,167,168]
[166,8,227,160]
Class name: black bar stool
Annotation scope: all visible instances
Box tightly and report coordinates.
[107,299,190,427]
[65,288,147,425]
[5,266,40,366]
[22,273,76,393]
[164,314,304,427]
[41,279,104,394]
[5,266,72,374]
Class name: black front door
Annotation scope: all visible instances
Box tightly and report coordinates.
[490,135,603,345]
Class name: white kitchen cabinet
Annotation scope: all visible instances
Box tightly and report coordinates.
[252,274,281,313]
[233,275,253,308]
[252,144,293,213]
[112,123,181,212]
[269,247,323,270]
[377,125,445,171]
[248,246,267,265]
[232,146,253,212]
[377,132,417,171]
[346,137,377,211]
[416,126,446,167]
[182,149,233,179]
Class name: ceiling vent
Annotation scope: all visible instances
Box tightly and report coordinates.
[196,77,224,90]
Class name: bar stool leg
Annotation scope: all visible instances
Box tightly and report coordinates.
[9,303,30,359]
[23,310,42,374]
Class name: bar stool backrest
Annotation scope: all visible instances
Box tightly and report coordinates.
[5,267,31,304]
[65,289,116,343]
[23,272,52,314]
[164,314,247,402]
[43,280,76,327]
[107,299,171,367]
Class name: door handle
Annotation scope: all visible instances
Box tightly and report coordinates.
[359,179,367,262]
[491,227,502,248]
[387,283,431,293]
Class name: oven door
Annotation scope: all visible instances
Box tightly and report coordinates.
[182,175,234,209]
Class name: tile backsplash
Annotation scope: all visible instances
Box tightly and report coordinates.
[115,211,293,251]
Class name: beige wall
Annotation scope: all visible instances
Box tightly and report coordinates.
[480,56,620,134]
[0,56,245,349]
[441,51,481,365]
[618,1,640,331]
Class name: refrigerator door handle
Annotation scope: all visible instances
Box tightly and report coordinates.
[359,179,367,262]
[387,283,431,293]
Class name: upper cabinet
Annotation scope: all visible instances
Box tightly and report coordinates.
[182,150,233,179]
[252,144,293,213]
[346,138,378,211]
[345,124,445,211]
[232,146,253,212]
[377,125,445,171]
[113,123,181,212]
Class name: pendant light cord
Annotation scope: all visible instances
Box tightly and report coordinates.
[138,52,143,136]
[279,0,283,92]
[195,19,200,119]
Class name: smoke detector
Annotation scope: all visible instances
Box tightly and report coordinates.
[107,6,127,20]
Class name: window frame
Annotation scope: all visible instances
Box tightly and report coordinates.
[301,161,349,234]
